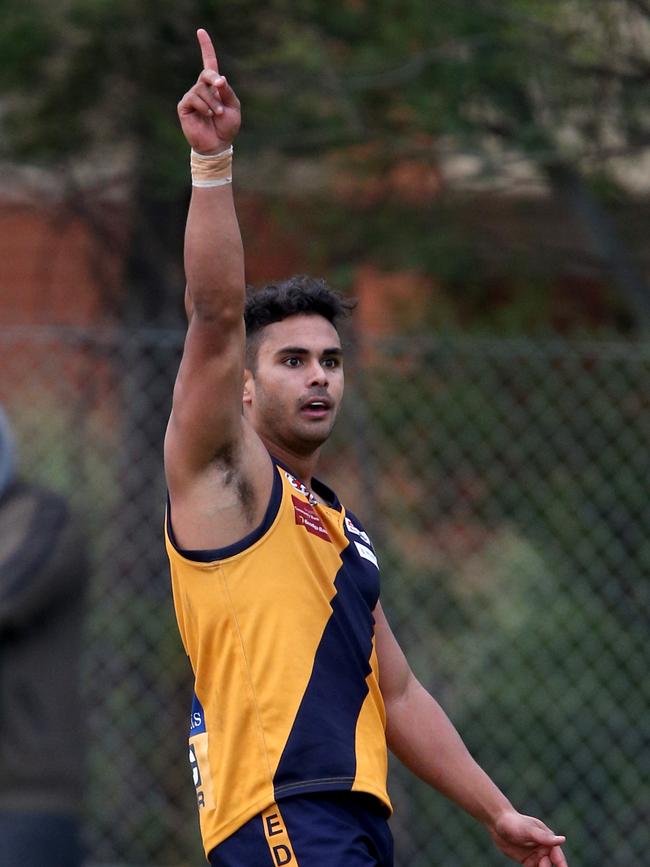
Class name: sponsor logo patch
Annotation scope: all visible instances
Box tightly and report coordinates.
[285,471,312,499]
[189,693,207,735]
[345,516,371,545]
[355,540,379,569]
[292,495,331,542]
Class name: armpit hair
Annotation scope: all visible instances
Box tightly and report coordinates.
[212,441,257,521]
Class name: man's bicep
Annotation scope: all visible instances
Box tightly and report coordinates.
[167,315,246,479]
[374,601,414,706]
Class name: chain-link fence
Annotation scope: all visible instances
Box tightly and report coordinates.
[1,324,648,866]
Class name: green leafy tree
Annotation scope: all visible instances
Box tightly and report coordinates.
[2,0,650,325]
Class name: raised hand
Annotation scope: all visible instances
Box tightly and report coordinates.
[177,29,241,154]
[490,810,568,867]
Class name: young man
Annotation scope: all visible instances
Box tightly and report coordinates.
[164,29,569,867]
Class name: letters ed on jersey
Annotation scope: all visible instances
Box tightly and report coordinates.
[261,804,299,866]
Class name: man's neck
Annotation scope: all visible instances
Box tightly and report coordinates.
[260,437,320,487]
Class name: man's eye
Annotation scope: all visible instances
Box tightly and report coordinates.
[323,358,340,368]
[284,357,301,367]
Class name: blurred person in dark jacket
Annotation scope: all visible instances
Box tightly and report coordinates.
[0,405,88,867]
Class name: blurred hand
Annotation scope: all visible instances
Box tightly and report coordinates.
[490,809,568,867]
[177,28,241,154]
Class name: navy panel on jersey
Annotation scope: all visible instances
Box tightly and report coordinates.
[272,535,377,800]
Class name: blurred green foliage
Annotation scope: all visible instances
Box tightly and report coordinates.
[2,0,645,165]
[2,0,650,326]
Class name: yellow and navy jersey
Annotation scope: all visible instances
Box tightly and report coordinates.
[164,457,391,857]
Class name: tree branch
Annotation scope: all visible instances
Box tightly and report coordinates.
[543,160,650,329]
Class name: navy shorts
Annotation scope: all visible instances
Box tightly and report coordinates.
[208,792,393,867]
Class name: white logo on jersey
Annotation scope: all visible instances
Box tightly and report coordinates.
[189,744,201,787]
[345,516,371,546]
[285,472,311,499]
[355,541,379,569]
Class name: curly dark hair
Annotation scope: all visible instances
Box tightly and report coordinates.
[244,275,356,369]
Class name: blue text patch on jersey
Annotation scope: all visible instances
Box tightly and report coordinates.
[190,693,207,735]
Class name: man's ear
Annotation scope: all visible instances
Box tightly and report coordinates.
[243,369,254,407]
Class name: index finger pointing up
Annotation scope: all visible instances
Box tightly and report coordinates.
[197,28,219,73]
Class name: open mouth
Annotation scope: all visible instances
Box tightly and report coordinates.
[300,398,331,417]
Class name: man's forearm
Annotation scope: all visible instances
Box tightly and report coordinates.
[386,676,513,829]
[184,183,245,321]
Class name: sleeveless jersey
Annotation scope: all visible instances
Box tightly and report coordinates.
[164,459,391,857]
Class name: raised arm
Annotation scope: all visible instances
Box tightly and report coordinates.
[374,603,568,867]
[166,29,243,474]
[165,30,271,549]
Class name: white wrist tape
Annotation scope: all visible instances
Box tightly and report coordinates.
[190,146,233,187]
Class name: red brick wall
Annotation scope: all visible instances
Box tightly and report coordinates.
[0,203,124,325]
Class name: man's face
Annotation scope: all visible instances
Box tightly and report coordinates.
[243,313,344,455]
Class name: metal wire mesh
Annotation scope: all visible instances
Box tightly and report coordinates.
[1,325,647,866]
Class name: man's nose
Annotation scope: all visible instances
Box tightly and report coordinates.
[307,360,328,387]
